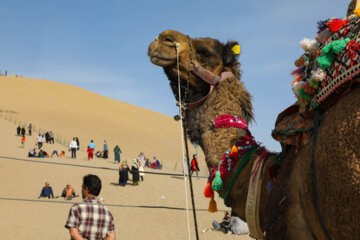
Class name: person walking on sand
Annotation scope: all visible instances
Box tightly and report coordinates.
[21,136,25,148]
[21,126,26,137]
[130,159,140,185]
[119,160,129,186]
[37,134,43,149]
[28,123,32,136]
[114,145,122,163]
[103,141,109,159]
[75,137,80,150]
[87,145,94,160]
[138,159,145,182]
[88,140,95,151]
[65,174,115,240]
[69,137,78,159]
[16,126,21,136]
[191,154,200,176]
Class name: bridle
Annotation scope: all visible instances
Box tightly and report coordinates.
[175,36,234,111]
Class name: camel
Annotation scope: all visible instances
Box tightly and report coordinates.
[148,19,360,240]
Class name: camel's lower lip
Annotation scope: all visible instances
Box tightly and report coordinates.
[150,56,175,66]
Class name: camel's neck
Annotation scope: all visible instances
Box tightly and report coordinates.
[183,77,253,170]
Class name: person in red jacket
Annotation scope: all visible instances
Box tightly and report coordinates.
[87,146,94,160]
[191,154,200,176]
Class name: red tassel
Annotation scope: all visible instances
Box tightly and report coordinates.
[327,19,348,33]
[204,182,214,198]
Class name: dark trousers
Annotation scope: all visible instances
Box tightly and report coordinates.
[51,151,59,157]
[29,130,32,136]
[71,148,76,158]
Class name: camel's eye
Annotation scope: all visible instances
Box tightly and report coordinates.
[196,47,213,59]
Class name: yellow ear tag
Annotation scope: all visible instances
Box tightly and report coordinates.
[354,9,360,17]
[232,45,240,55]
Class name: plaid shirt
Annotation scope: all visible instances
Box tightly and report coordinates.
[65,197,115,240]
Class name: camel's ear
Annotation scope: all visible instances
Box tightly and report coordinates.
[223,41,240,66]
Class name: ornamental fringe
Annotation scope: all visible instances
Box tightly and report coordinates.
[311,69,327,82]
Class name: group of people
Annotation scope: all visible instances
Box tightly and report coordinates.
[86,140,115,161]
[38,182,78,200]
[118,158,145,186]
[16,124,32,148]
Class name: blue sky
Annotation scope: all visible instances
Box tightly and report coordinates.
[0,0,349,151]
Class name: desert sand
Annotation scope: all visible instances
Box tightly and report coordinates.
[0,76,251,239]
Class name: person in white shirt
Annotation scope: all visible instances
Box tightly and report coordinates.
[69,137,78,159]
[37,134,43,149]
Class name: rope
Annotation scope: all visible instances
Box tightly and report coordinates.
[175,42,192,240]
[0,156,207,178]
[0,197,228,212]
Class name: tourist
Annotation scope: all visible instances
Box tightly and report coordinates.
[61,184,76,200]
[145,158,150,168]
[103,141,108,159]
[38,149,48,158]
[86,146,92,160]
[21,136,25,148]
[138,159,145,182]
[41,134,45,146]
[88,140,95,151]
[49,131,54,144]
[51,150,59,157]
[119,160,129,186]
[37,134,43,149]
[28,123,32,136]
[21,126,26,137]
[60,151,65,157]
[45,132,50,143]
[114,145,122,163]
[138,152,145,167]
[16,126,21,136]
[28,148,36,157]
[191,154,200,176]
[65,174,115,240]
[39,181,54,199]
[95,151,102,158]
[130,159,140,185]
[75,137,80,150]
[69,137,78,159]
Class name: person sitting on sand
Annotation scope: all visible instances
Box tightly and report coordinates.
[39,181,54,199]
[37,149,48,158]
[212,211,232,234]
[28,148,36,157]
[61,184,77,200]
[95,151,102,158]
[119,160,129,186]
[60,151,65,157]
[145,158,150,168]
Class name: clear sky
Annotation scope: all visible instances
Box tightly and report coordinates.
[0,0,349,151]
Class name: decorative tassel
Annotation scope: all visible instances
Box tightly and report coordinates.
[228,145,238,158]
[299,38,319,52]
[208,196,218,213]
[212,161,223,191]
[204,182,214,198]
[291,67,304,76]
[311,69,327,82]
[327,19,349,33]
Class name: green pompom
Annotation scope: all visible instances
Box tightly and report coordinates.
[309,79,319,89]
[317,55,334,69]
[299,89,312,100]
[332,38,350,54]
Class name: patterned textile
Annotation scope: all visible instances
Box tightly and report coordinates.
[65,197,115,240]
[214,114,249,130]
[310,16,360,109]
[272,105,313,149]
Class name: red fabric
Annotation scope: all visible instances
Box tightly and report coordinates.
[87,147,93,160]
[191,158,199,171]
[214,115,248,130]
[327,18,349,33]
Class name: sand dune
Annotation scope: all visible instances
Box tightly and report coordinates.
[0,76,251,239]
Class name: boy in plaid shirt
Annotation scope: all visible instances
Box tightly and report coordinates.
[65,174,115,240]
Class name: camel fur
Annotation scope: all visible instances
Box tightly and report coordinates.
[148,29,360,239]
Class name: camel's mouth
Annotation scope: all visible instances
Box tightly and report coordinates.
[148,38,177,67]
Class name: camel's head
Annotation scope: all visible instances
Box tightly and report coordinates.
[148,30,241,104]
